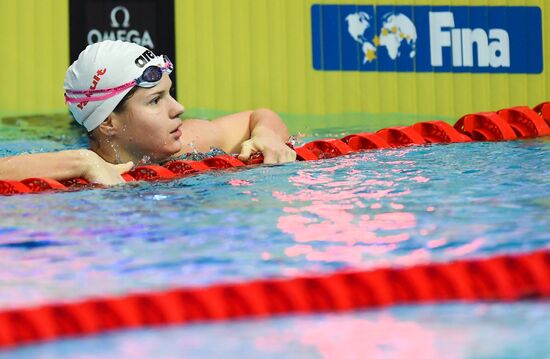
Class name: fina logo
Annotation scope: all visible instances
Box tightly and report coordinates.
[346,11,509,69]
[87,6,155,48]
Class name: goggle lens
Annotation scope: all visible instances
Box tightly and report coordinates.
[136,56,173,87]
[141,67,163,83]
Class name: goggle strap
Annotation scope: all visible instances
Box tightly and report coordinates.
[64,83,135,104]
[65,81,136,95]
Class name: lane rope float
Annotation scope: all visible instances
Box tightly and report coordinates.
[1,102,549,196]
[0,249,548,349]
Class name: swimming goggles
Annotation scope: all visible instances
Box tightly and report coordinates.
[64,55,173,104]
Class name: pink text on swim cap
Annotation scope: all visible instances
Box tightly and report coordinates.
[77,68,107,110]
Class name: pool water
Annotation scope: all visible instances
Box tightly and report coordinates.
[3,302,550,359]
[0,117,549,358]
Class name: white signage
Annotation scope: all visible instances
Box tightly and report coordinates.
[429,12,509,68]
[87,6,155,48]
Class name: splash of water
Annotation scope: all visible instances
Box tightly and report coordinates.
[187,141,199,154]
[140,155,152,165]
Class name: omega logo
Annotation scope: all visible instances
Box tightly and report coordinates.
[110,6,130,28]
[87,5,155,48]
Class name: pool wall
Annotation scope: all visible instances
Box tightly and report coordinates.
[0,0,549,121]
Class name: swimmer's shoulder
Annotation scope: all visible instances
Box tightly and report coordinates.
[179,118,223,152]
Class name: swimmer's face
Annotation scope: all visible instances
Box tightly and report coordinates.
[110,74,185,162]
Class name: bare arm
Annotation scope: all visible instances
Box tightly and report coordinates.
[180,108,295,163]
[0,149,133,185]
[236,109,295,163]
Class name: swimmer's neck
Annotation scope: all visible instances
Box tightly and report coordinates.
[90,138,136,165]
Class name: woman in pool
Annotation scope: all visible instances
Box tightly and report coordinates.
[64,41,295,169]
[1,40,295,185]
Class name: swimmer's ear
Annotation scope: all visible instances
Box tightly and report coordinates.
[97,116,117,137]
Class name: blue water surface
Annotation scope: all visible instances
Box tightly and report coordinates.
[0,121,548,358]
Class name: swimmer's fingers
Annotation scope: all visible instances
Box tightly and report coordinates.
[84,158,134,186]
[263,147,296,164]
[238,140,255,162]
[283,148,297,163]
[262,150,278,164]
[275,147,297,164]
[108,161,134,184]
[240,136,296,164]
[113,161,135,175]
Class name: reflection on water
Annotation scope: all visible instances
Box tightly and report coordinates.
[274,152,432,267]
[255,315,439,359]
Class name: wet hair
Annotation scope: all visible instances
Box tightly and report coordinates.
[113,86,139,113]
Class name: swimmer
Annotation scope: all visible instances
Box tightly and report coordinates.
[1,40,295,185]
[64,40,296,178]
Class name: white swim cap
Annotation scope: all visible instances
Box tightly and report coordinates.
[64,40,165,132]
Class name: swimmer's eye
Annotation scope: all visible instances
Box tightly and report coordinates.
[149,96,161,105]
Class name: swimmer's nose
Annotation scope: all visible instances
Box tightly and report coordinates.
[170,97,185,119]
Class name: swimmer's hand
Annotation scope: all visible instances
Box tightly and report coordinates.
[80,150,134,185]
[238,134,296,164]
[0,149,133,185]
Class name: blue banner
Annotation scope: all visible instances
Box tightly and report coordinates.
[311,5,543,73]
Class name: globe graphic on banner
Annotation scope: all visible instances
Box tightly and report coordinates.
[345,11,417,64]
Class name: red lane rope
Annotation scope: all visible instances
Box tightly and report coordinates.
[1,102,549,196]
[0,250,548,349]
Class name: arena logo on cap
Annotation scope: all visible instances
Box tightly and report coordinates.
[311,5,543,73]
[86,5,154,48]
[134,49,156,68]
